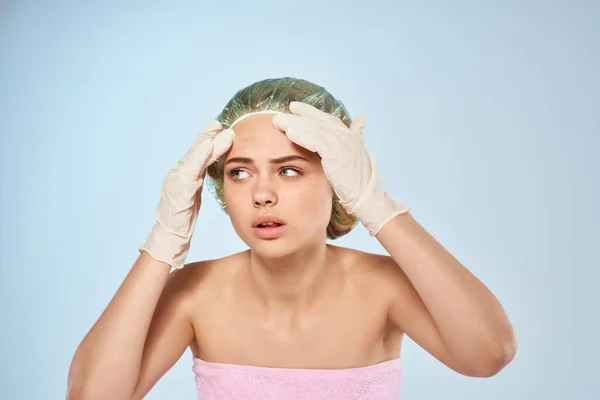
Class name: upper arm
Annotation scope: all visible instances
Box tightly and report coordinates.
[131,264,199,400]
[379,255,478,376]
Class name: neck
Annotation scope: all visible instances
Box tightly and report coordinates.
[245,241,338,319]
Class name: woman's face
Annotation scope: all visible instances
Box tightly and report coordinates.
[222,113,333,257]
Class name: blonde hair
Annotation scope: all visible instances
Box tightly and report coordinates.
[206,77,359,239]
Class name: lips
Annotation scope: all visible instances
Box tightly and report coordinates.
[252,214,287,239]
[253,224,286,239]
[257,222,282,228]
[252,214,286,228]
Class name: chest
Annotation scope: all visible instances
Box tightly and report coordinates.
[190,283,399,369]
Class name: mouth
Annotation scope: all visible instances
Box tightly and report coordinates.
[255,222,284,228]
[252,214,286,228]
[253,223,286,239]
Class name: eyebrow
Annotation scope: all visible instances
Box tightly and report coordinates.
[224,155,310,166]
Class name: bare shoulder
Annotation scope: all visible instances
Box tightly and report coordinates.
[177,251,248,303]
[363,249,412,303]
[337,246,405,288]
[334,246,407,350]
[336,246,409,315]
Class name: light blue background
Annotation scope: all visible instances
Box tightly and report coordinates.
[1,1,598,399]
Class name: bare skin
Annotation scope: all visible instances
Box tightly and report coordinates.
[125,245,406,400]
[125,114,408,399]
[68,112,514,399]
[186,245,404,370]
[182,114,403,369]
[68,114,407,400]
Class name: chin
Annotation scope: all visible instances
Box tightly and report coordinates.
[247,238,296,259]
[249,234,326,259]
[234,222,327,255]
[236,228,293,258]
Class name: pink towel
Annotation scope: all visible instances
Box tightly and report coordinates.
[192,356,402,399]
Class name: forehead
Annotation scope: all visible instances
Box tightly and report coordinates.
[228,113,315,159]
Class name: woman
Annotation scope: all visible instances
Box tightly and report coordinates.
[66,77,518,399]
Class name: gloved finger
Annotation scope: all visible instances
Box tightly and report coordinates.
[273,113,323,133]
[199,120,223,137]
[208,128,235,165]
[283,126,321,154]
[289,101,346,127]
[350,114,366,133]
[178,139,213,177]
[178,121,223,175]
[277,118,330,156]
[273,114,330,154]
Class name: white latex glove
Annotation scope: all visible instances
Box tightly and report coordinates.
[272,101,409,236]
[139,121,235,269]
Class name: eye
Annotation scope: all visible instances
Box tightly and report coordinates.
[226,167,302,181]
[280,167,300,177]
[227,168,249,181]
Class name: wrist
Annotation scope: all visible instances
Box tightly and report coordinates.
[348,154,409,235]
[139,223,192,269]
[353,191,409,236]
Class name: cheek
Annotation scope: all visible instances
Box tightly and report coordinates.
[222,181,242,216]
[222,183,252,239]
[289,180,333,222]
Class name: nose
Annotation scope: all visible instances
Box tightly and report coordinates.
[252,178,278,208]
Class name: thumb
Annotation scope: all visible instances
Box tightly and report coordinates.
[208,128,235,164]
[199,120,223,136]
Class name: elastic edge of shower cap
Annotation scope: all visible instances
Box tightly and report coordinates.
[230,110,287,128]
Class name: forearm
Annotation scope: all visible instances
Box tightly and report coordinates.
[67,251,171,400]
[376,212,517,360]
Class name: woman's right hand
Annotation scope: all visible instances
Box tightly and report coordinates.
[139,120,235,269]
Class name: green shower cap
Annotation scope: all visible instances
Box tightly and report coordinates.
[214,77,352,129]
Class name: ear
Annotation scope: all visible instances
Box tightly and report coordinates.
[350,114,366,133]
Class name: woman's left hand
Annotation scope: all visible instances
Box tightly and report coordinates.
[272,101,409,236]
